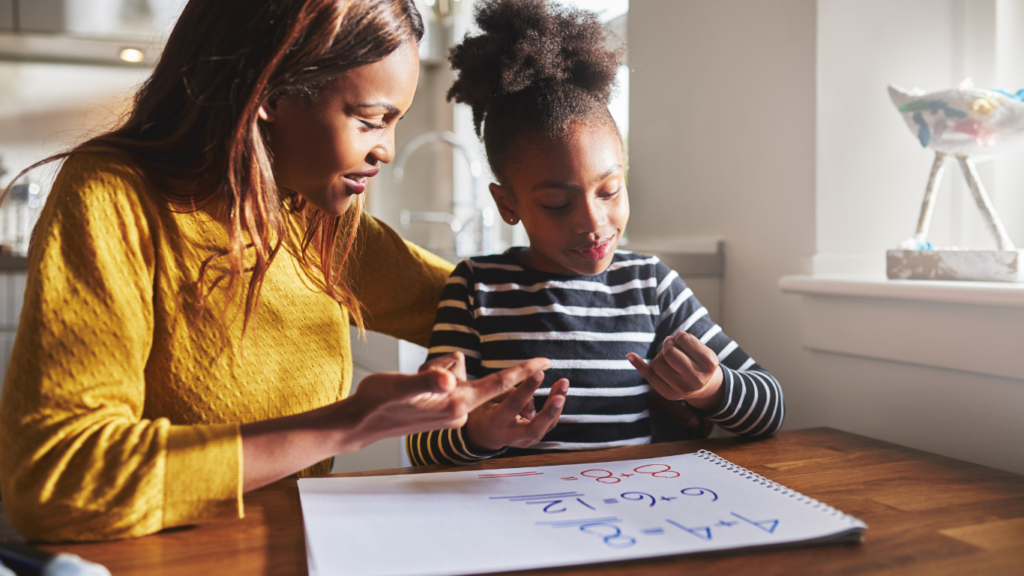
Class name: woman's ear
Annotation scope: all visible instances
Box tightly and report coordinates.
[257,95,279,122]
[490,183,519,225]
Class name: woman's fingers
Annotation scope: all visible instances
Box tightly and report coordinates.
[467,357,551,408]
[418,351,468,381]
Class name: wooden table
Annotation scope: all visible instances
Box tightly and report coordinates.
[2,428,1023,575]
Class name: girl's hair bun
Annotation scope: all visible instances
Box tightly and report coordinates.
[447,0,625,181]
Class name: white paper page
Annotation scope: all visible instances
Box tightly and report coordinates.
[298,451,864,576]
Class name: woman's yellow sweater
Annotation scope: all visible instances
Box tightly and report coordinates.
[0,155,453,541]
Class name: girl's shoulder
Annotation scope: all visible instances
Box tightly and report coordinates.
[609,249,670,275]
[449,250,532,288]
[458,250,525,274]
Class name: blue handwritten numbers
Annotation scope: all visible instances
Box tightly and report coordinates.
[620,492,656,507]
[494,460,787,552]
[537,518,637,549]
[680,487,719,502]
[731,512,780,534]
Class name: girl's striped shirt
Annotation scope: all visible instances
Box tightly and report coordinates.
[406,250,784,465]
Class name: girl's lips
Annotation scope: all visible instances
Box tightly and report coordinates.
[572,238,615,261]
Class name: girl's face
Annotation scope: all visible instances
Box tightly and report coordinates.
[260,40,420,216]
[491,122,628,276]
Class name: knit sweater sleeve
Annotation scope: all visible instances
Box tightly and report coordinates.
[344,212,455,348]
[652,262,785,438]
[0,156,242,541]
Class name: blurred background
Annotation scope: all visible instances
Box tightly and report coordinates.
[0,0,1021,475]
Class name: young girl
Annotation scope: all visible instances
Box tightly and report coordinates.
[406,0,784,465]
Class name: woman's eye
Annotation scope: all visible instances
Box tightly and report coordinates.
[360,119,387,130]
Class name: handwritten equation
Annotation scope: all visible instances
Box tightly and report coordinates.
[486,462,778,549]
[298,451,865,576]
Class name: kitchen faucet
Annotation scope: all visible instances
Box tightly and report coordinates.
[393,130,494,257]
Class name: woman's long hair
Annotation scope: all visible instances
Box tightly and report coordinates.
[11,0,423,335]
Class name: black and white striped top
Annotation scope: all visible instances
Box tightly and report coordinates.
[406,250,784,466]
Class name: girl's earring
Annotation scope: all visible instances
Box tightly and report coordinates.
[506,216,519,225]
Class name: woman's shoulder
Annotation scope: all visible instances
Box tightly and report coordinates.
[58,152,144,188]
[51,152,152,212]
[33,152,162,255]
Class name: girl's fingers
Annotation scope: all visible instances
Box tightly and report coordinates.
[626,353,682,401]
[672,331,719,373]
[500,370,546,418]
[520,378,569,442]
[655,340,704,385]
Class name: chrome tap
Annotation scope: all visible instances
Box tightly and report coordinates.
[393,130,494,257]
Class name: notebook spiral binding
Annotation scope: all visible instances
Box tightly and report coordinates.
[695,450,866,528]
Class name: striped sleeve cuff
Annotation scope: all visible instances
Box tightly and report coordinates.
[685,366,785,439]
[406,428,508,466]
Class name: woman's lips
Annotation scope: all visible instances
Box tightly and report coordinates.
[343,168,379,195]
[572,238,615,261]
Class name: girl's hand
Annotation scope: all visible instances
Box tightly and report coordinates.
[340,356,552,452]
[626,331,725,412]
[463,373,570,452]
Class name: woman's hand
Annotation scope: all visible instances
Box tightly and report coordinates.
[338,354,552,452]
[626,331,725,412]
[240,354,550,492]
[462,373,570,452]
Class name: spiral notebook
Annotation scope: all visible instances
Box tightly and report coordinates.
[298,450,866,576]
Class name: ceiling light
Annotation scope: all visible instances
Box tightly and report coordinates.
[119,48,145,63]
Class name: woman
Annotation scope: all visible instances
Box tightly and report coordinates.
[0,0,547,541]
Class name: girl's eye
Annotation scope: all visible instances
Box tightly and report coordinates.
[601,186,623,199]
[542,203,571,211]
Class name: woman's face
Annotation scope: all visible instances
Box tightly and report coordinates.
[492,122,628,276]
[261,40,420,216]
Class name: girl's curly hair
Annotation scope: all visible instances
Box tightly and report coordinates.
[447,0,625,185]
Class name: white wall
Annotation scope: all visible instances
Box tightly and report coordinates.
[631,0,1024,474]
[817,0,1024,275]
[628,0,821,428]
[0,62,146,189]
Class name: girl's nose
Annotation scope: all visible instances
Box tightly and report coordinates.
[575,198,607,234]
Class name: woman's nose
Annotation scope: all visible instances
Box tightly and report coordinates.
[369,132,395,165]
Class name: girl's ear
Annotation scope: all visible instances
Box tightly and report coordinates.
[490,183,519,225]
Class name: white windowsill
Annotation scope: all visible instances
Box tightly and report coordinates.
[778,275,1024,381]
[778,275,1024,308]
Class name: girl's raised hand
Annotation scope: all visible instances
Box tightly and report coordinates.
[626,331,725,412]
[463,373,570,452]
